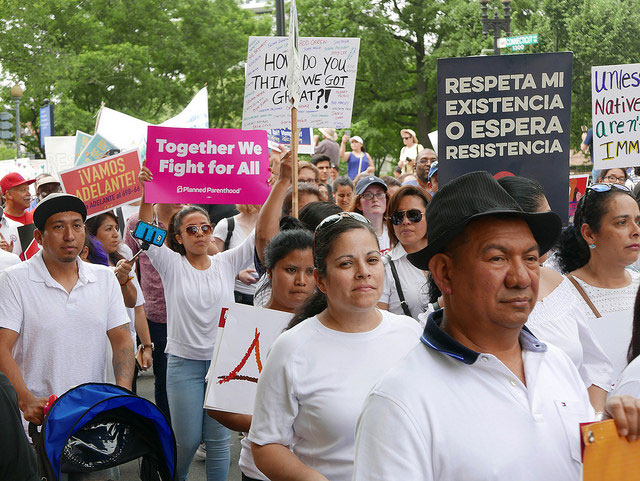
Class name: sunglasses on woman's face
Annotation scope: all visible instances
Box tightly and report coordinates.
[184,224,212,236]
[390,209,424,226]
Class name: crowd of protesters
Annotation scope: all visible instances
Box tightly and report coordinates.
[1,126,640,481]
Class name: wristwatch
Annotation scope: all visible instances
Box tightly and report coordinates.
[141,343,154,352]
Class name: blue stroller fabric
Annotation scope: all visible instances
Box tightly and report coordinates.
[31,383,175,481]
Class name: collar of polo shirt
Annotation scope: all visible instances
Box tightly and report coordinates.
[420,309,547,365]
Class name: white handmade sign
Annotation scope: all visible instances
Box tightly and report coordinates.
[204,303,292,415]
[242,36,360,130]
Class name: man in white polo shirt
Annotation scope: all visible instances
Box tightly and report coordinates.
[0,193,134,426]
[353,172,640,481]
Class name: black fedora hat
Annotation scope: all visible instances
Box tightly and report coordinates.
[407,171,562,271]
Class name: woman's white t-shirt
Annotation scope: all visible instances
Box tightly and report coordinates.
[380,243,429,323]
[612,356,640,398]
[145,233,254,360]
[527,277,613,390]
[213,216,257,296]
[568,269,640,387]
[248,309,421,481]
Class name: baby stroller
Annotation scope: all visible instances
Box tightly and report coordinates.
[29,383,176,481]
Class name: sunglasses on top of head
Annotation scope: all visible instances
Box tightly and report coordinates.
[390,209,424,226]
[184,224,212,236]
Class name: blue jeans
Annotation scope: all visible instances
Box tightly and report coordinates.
[166,355,230,481]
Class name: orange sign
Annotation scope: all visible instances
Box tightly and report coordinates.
[59,149,142,217]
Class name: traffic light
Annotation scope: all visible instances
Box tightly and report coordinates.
[0,111,13,140]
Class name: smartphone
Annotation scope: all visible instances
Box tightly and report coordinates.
[345,129,351,138]
[132,220,167,247]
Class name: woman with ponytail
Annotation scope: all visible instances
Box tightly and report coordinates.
[556,182,640,385]
[209,221,316,481]
[249,212,421,481]
[137,167,256,481]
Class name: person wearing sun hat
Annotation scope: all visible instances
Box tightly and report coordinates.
[398,129,424,175]
[0,172,36,225]
[353,171,640,481]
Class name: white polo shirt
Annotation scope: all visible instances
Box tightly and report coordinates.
[380,243,429,322]
[0,251,129,399]
[353,310,595,481]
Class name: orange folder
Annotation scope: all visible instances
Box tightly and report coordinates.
[581,419,640,480]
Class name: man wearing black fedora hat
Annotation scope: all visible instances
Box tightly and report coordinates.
[353,171,640,480]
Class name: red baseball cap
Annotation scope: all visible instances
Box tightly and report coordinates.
[0,172,35,195]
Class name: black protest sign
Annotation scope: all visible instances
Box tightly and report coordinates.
[437,52,572,223]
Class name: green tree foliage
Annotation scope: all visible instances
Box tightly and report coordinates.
[0,0,269,157]
[2,0,640,170]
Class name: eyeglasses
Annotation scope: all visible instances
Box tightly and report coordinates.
[603,175,626,184]
[299,178,318,184]
[402,137,411,140]
[360,192,387,201]
[315,212,371,233]
[184,224,212,236]
[416,158,435,165]
[390,209,424,225]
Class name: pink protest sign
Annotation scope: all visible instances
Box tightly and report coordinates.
[145,126,270,204]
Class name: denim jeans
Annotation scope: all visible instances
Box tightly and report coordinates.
[166,355,230,481]
[148,320,170,420]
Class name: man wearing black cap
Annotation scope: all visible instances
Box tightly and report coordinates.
[0,193,134,427]
[353,172,640,480]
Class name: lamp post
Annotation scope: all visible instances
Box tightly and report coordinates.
[275,0,285,36]
[10,83,23,158]
[479,0,512,55]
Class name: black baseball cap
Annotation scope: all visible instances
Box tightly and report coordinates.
[407,171,561,271]
[355,176,388,196]
[33,193,88,230]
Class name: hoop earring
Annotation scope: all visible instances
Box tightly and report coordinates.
[589,244,596,249]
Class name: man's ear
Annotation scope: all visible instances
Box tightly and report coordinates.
[314,269,327,295]
[34,228,43,246]
[429,253,454,296]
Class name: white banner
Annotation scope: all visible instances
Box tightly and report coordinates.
[592,63,640,169]
[204,303,292,415]
[242,36,360,130]
[44,136,76,177]
[95,86,209,156]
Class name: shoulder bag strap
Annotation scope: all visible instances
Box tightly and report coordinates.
[566,274,602,318]
[223,217,235,251]
[389,259,412,317]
